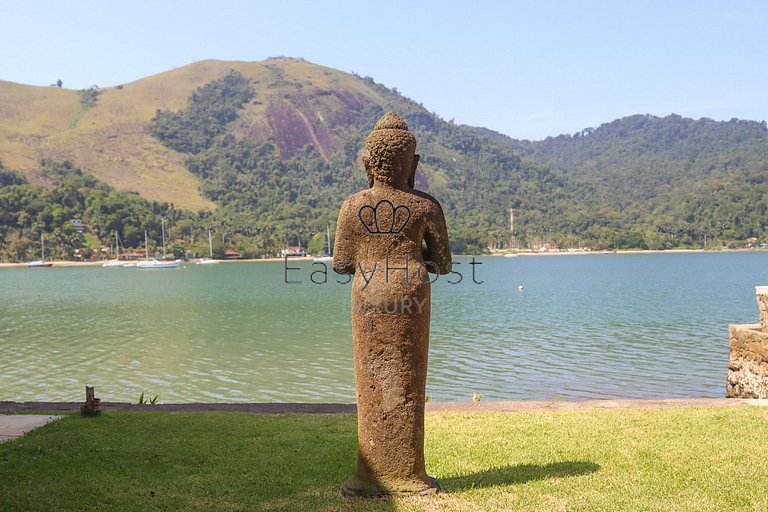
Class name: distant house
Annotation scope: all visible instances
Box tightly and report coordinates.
[122,251,146,260]
[224,249,241,259]
[70,219,86,233]
[281,246,307,257]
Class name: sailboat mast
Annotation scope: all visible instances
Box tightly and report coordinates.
[115,231,120,260]
[326,223,331,254]
[161,219,166,259]
[144,230,149,260]
[208,230,213,258]
[41,234,45,260]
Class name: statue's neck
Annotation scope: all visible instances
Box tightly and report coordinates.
[373,178,408,191]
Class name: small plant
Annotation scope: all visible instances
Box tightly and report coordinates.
[77,86,100,108]
[472,392,482,403]
[425,395,432,403]
[137,392,159,405]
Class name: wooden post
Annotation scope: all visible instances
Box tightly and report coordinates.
[80,386,102,416]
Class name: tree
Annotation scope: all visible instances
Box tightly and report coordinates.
[307,231,327,255]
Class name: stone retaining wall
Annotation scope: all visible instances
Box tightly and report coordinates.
[727,324,768,398]
[757,286,768,330]
[727,286,768,398]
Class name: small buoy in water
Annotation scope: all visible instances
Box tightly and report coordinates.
[517,285,524,291]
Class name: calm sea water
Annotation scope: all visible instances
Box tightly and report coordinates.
[0,252,765,403]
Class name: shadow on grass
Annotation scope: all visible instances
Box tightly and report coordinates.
[441,460,600,491]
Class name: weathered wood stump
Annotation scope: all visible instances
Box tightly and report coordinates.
[80,386,101,416]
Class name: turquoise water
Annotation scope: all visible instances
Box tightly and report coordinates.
[0,252,765,403]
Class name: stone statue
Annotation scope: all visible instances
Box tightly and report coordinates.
[333,112,451,497]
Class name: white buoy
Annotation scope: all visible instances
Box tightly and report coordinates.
[517,285,524,291]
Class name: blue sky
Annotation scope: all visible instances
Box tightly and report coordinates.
[2,1,766,140]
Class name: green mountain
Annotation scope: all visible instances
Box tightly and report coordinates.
[506,114,768,248]
[1,58,767,261]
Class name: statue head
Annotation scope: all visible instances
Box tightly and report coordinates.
[363,112,419,188]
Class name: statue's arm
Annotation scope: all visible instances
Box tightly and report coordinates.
[332,199,357,275]
[423,201,452,275]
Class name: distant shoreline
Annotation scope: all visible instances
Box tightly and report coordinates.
[0,248,764,268]
[488,247,767,257]
[0,257,311,268]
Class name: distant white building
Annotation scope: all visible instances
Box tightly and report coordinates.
[70,219,85,233]
[281,246,307,257]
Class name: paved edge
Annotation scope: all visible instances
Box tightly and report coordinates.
[0,415,61,443]
[1,398,767,414]
[0,402,357,414]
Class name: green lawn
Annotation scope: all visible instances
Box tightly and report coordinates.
[1,406,767,511]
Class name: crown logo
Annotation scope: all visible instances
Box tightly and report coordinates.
[358,200,411,235]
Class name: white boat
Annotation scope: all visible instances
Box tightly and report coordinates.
[196,230,219,264]
[28,259,53,268]
[28,235,53,267]
[136,224,180,269]
[136,258,180,269]
[313,223,334,263]
[503,253,518,258]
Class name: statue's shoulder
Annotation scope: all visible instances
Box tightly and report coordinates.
[410,189,445,214]
[341,190,374,209]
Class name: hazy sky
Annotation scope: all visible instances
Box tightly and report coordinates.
[2,1,766,140]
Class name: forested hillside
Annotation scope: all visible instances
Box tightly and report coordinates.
[506,115,768,248]
[0,58,767,261]
[144,67,580,255]
[0,160,203,261]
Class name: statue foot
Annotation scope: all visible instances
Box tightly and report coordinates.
[341,474,385,498]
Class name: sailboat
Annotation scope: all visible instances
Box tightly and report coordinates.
[28,234,53,267]
[136,223,180,269]
[313,223,333,263]
[103,231,126,267]
[196,230,219,264]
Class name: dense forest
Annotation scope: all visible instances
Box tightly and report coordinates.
[506,115,768,248]
[0,160,219,261]
[1,64,767,261]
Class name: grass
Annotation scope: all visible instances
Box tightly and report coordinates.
[1,406,767,511]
